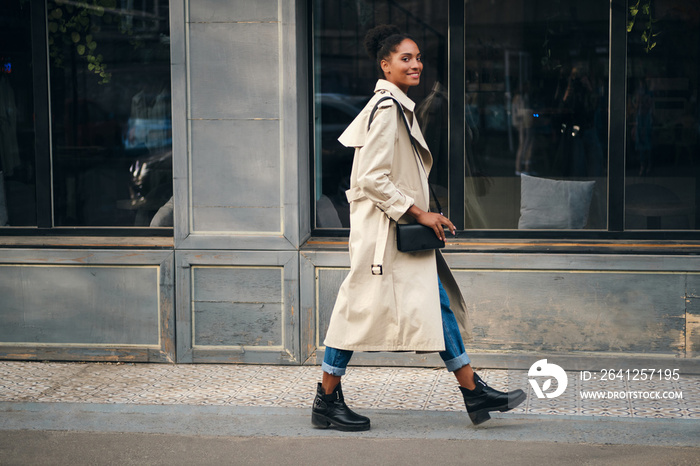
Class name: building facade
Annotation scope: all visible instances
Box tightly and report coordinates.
[1,0,698,372]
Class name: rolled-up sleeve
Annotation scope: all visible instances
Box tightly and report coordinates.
[354,103,414,221]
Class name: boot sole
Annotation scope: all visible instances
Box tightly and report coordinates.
[468,391,527,426]
[311,413,371,432]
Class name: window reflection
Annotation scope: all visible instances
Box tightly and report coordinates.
[48,0,172,227]
[0,1,36,227]
[313,0,448,229]
[464,0,609,229]
[625,0,700,230]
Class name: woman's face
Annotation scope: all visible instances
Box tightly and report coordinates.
[380,39,422,93]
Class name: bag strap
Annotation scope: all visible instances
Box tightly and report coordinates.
[367,96,442,214]
[366,95,441,276]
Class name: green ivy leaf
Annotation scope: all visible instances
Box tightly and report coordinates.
[50,8,62,19]
[48,22,58,33]
[88,63,95,70]
[88,41,97,51]
[71,32,80,43]
[77,44,86,55]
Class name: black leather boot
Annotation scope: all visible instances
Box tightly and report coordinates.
[459,373,526,425]
[311,382,370,431]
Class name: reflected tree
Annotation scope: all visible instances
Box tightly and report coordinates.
[47,0,144,84]
[628,0,660,53]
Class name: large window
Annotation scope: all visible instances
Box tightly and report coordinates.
[463,1,608,230]
[0,0,172,231]
[625,0,700,230]
[0,1,36,227]
[312,0,700,237]
[313,0,448,228]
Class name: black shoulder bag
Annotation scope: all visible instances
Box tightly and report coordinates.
[368,96,445,252]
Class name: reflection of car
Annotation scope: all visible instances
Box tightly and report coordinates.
[125,117,172,150]
[316,93,369,227]
[63,99,121,147]
[316,93,367,192]
[318,93,366,154]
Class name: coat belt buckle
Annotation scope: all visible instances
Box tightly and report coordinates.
[371,264,383,275]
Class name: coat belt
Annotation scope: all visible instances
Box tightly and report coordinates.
[346,186,391,276]
[371,213,390,275]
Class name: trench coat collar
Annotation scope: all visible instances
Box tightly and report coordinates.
[338,79,431,156]
[374,79,415,113]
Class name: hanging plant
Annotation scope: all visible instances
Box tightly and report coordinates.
[48,0,118,84]
[628,0,661,53]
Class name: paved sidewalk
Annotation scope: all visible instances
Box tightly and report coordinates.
[1,361,697,419]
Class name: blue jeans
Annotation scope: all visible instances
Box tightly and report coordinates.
[322,276,471,376]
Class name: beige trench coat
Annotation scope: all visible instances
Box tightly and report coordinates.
[323,80,472,352]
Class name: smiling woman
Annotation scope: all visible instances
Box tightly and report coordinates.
[311,24,526,431]
[365,25,423,94]
[378,38,422,93]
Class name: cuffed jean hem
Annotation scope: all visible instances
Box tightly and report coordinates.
[442,351,471,372]
[321,361,347,376]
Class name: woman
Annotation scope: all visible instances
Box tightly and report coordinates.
[312,25,526,431]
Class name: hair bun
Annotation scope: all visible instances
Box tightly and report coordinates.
[364,24,401,60]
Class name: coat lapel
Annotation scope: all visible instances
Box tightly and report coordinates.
[338,79,434,172]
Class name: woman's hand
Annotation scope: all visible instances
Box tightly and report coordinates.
[407,205,456,242]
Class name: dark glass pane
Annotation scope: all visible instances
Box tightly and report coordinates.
[464,1,609,230]
[625,0,700,230]
[48,0,172,227]
[0,1,37,227]
[313,0,448,229]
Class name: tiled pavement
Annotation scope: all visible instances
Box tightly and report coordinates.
[1,361,698,420]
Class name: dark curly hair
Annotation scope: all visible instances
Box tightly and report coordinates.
[363,25,416,78]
